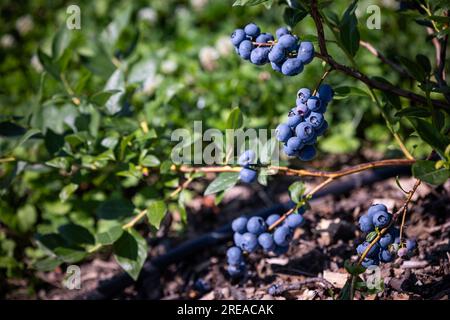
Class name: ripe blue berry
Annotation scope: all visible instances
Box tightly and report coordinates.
[368,204,387,219]
[273,226,292,246]
[238,40,253,60]
[244,23,260,38]
[306,112,324,129]
[315,120,328,136]
[406,239,416,251]
[283,144,297,157]
[306,96,321,112]
[295,103,310,117]
[270,61,282,72]
[297,206,306,215]
[227,246,243,265]
[278,34,298,51]
[286,213,304,228]
[361,257,379,268]
[298,41,314,55]
[295,122,314,142]
[250,47,270,65]
[227,263,245,277]
[273,245,289,255]
[297,88,311,103]
[238,149,256,167]
[379,232,393,249]
[358,214,374,233]
[246,217,266,235]
[255,33,274,43]
[258,233,275,251]
[281,58,304,76]
[317,84,334,104]
[239,167,257,183]
[231,29,247,47]
[286,112,303,128]
[240,232,258,252]
[297,145,316,161]
[268,44,286,64]
[297,50,314,64]
[286,136,304,151]
[275,27,290,38]
[372,210,391,228]
[379,249,394,263]
[232,216,248,233]
[233,232,243,247]
[275,123,292,143]
[266,214,280,226]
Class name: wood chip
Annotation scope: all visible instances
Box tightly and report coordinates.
[322,271,347,289]
[401,260,429,269]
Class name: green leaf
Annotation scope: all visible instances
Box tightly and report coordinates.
[412,160,450,185]
[233,0,269,6]
[113,229,148,281]
[204,172,240,195]
[226,107,243,130]
[58,223,96,246]
[140,155,160,167]
[408,118,449,155]
[416,54,431,74]
[288,181,306,204]
[96,199,135,220]
[45,156,71,170]
[59,183,79,202]
[96,225,124,245]
[344,259,366,275]
[366,231,377,242]
[53,247,86,263]
[52,26,72,59]
[146,200,167,229]
[339,0,360,57]
[90,90,122,106]
[100,4,133,51]
[0,122,26,137]
[333,86,370,100]
[397,56,426,82]
[37,49,61,80]
[34,257,62,272]
[104,69,125,115]
[17,204,37,233]
[14,128,41,150]
[283,7,308,28]
[395,107,431,118]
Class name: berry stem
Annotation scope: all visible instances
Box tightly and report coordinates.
[313,67,334,95]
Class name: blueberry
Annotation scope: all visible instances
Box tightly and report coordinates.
[227,246,243,265]
[368,204,387,219]
[286,214,304,228]
[379,232,393,248]
[239,167,257,183]
[298,41,314,55]
[275,27,290,39]
[297,88,311,103]
[306,96,321,112]
[232,217,248,233]
[315,102,328,114]
[275,123,292,143]
[306,112,324,129]
[358,241,380,258]
[258,233,275,251]
[266,214,280,226]
[388,226,400,239]
[372,211,391,228]
[295,103,310,117]
[281,58,303,76]
[233,232,243,247]
[250,47,270,65]
[231,29,247,47]
[295,122,314,142]
[278,34,298,51]
[358,214,374,233]
[297,50,314,64]
[379,249,394,263]
[286,136,304,151]
[240,232,258,252]
[273,226,292,246]
[238,40,253,60]
[315,120,328,136]
[286,112,303,128]
[268,44,286,64]
[246,216,266,235]
[317,84,334,104]
[283,144,298,157]
[297,206,306,215]
[273,245,289,255]
[361,257,379,268]
[227,263,245,277]
[244,23,260,38]
[255,33,274,43]
[194,279,211,292]
[406,239,416,251]
[297,145,316,161]
[238,149,256,167]
[270,61,282,72]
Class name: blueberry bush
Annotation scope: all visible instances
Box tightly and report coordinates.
[0,0,449,299]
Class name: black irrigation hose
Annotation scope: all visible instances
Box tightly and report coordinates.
[79,165,411,300]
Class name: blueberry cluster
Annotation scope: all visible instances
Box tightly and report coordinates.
[238,150,258,184]
[357,204,417,268]
[226,208,305,277]
[230,23,315,76]
[275,84,333,160]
